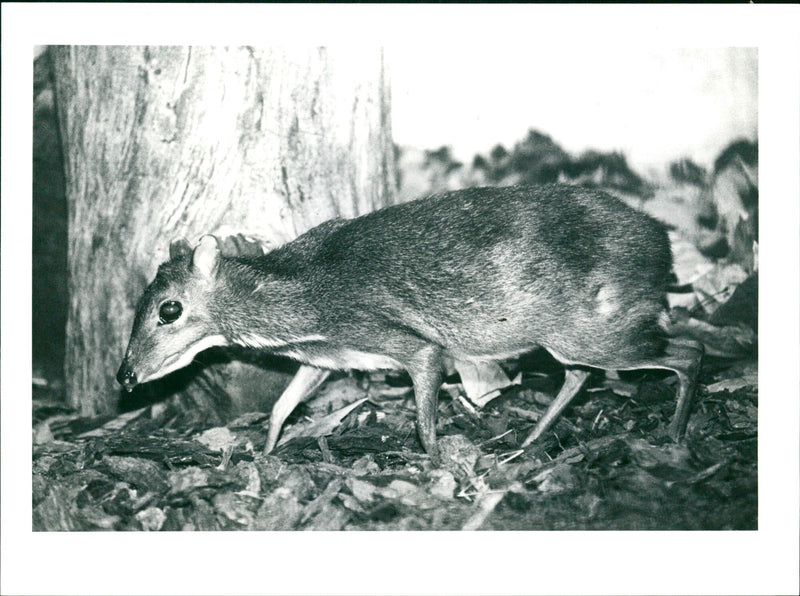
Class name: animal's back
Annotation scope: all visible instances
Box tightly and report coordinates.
[289,184,673,365]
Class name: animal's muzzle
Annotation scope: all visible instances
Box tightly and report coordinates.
[116,362,138,392]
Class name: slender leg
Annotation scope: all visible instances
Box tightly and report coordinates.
[662,339,703,441]
[611,337,703,442]
[264,365,330,454]
[520,337,702,448]
[521,368,591,447]
[405,345,445,458]
[573,337,703,443]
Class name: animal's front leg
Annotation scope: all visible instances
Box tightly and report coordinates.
[404,345,445,459]
[264,365,331,454]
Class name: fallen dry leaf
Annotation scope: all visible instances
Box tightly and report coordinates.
[196,427,236,452]
[706,373,758,394]
[452,360,517,407]
[277,398,369,447]
[461,490,508,530]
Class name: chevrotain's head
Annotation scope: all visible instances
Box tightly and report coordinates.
[116,235,229,391]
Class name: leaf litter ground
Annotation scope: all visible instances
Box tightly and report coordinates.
[33,349,757,531]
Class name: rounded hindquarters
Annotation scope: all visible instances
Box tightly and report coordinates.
[541,291,670,371]
[611,307,671,363]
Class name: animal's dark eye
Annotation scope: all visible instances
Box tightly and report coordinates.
[158,301,183,325]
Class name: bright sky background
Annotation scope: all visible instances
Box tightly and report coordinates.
[390,47,757,176]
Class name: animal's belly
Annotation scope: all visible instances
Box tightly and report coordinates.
[441,327,543,362]
[281,346,404,372]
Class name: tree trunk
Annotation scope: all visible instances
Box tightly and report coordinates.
[51,46,396,416]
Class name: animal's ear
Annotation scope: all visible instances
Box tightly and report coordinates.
[192,235,221,279]
[169,237,192,259]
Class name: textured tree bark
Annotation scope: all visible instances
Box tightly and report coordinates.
[51,46,396,416]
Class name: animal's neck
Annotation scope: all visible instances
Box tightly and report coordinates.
[213,257,321,350]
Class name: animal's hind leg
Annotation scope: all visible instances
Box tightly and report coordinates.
[521,368,591,447]
[521,338,702,448]
[661,338,703,441]
[614,337,703,442]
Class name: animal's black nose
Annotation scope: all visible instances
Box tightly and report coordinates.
[116,363,137,390]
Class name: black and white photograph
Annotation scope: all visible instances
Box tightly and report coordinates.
[3,4,799,596]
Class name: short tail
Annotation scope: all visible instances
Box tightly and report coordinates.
[666,282,693,294]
